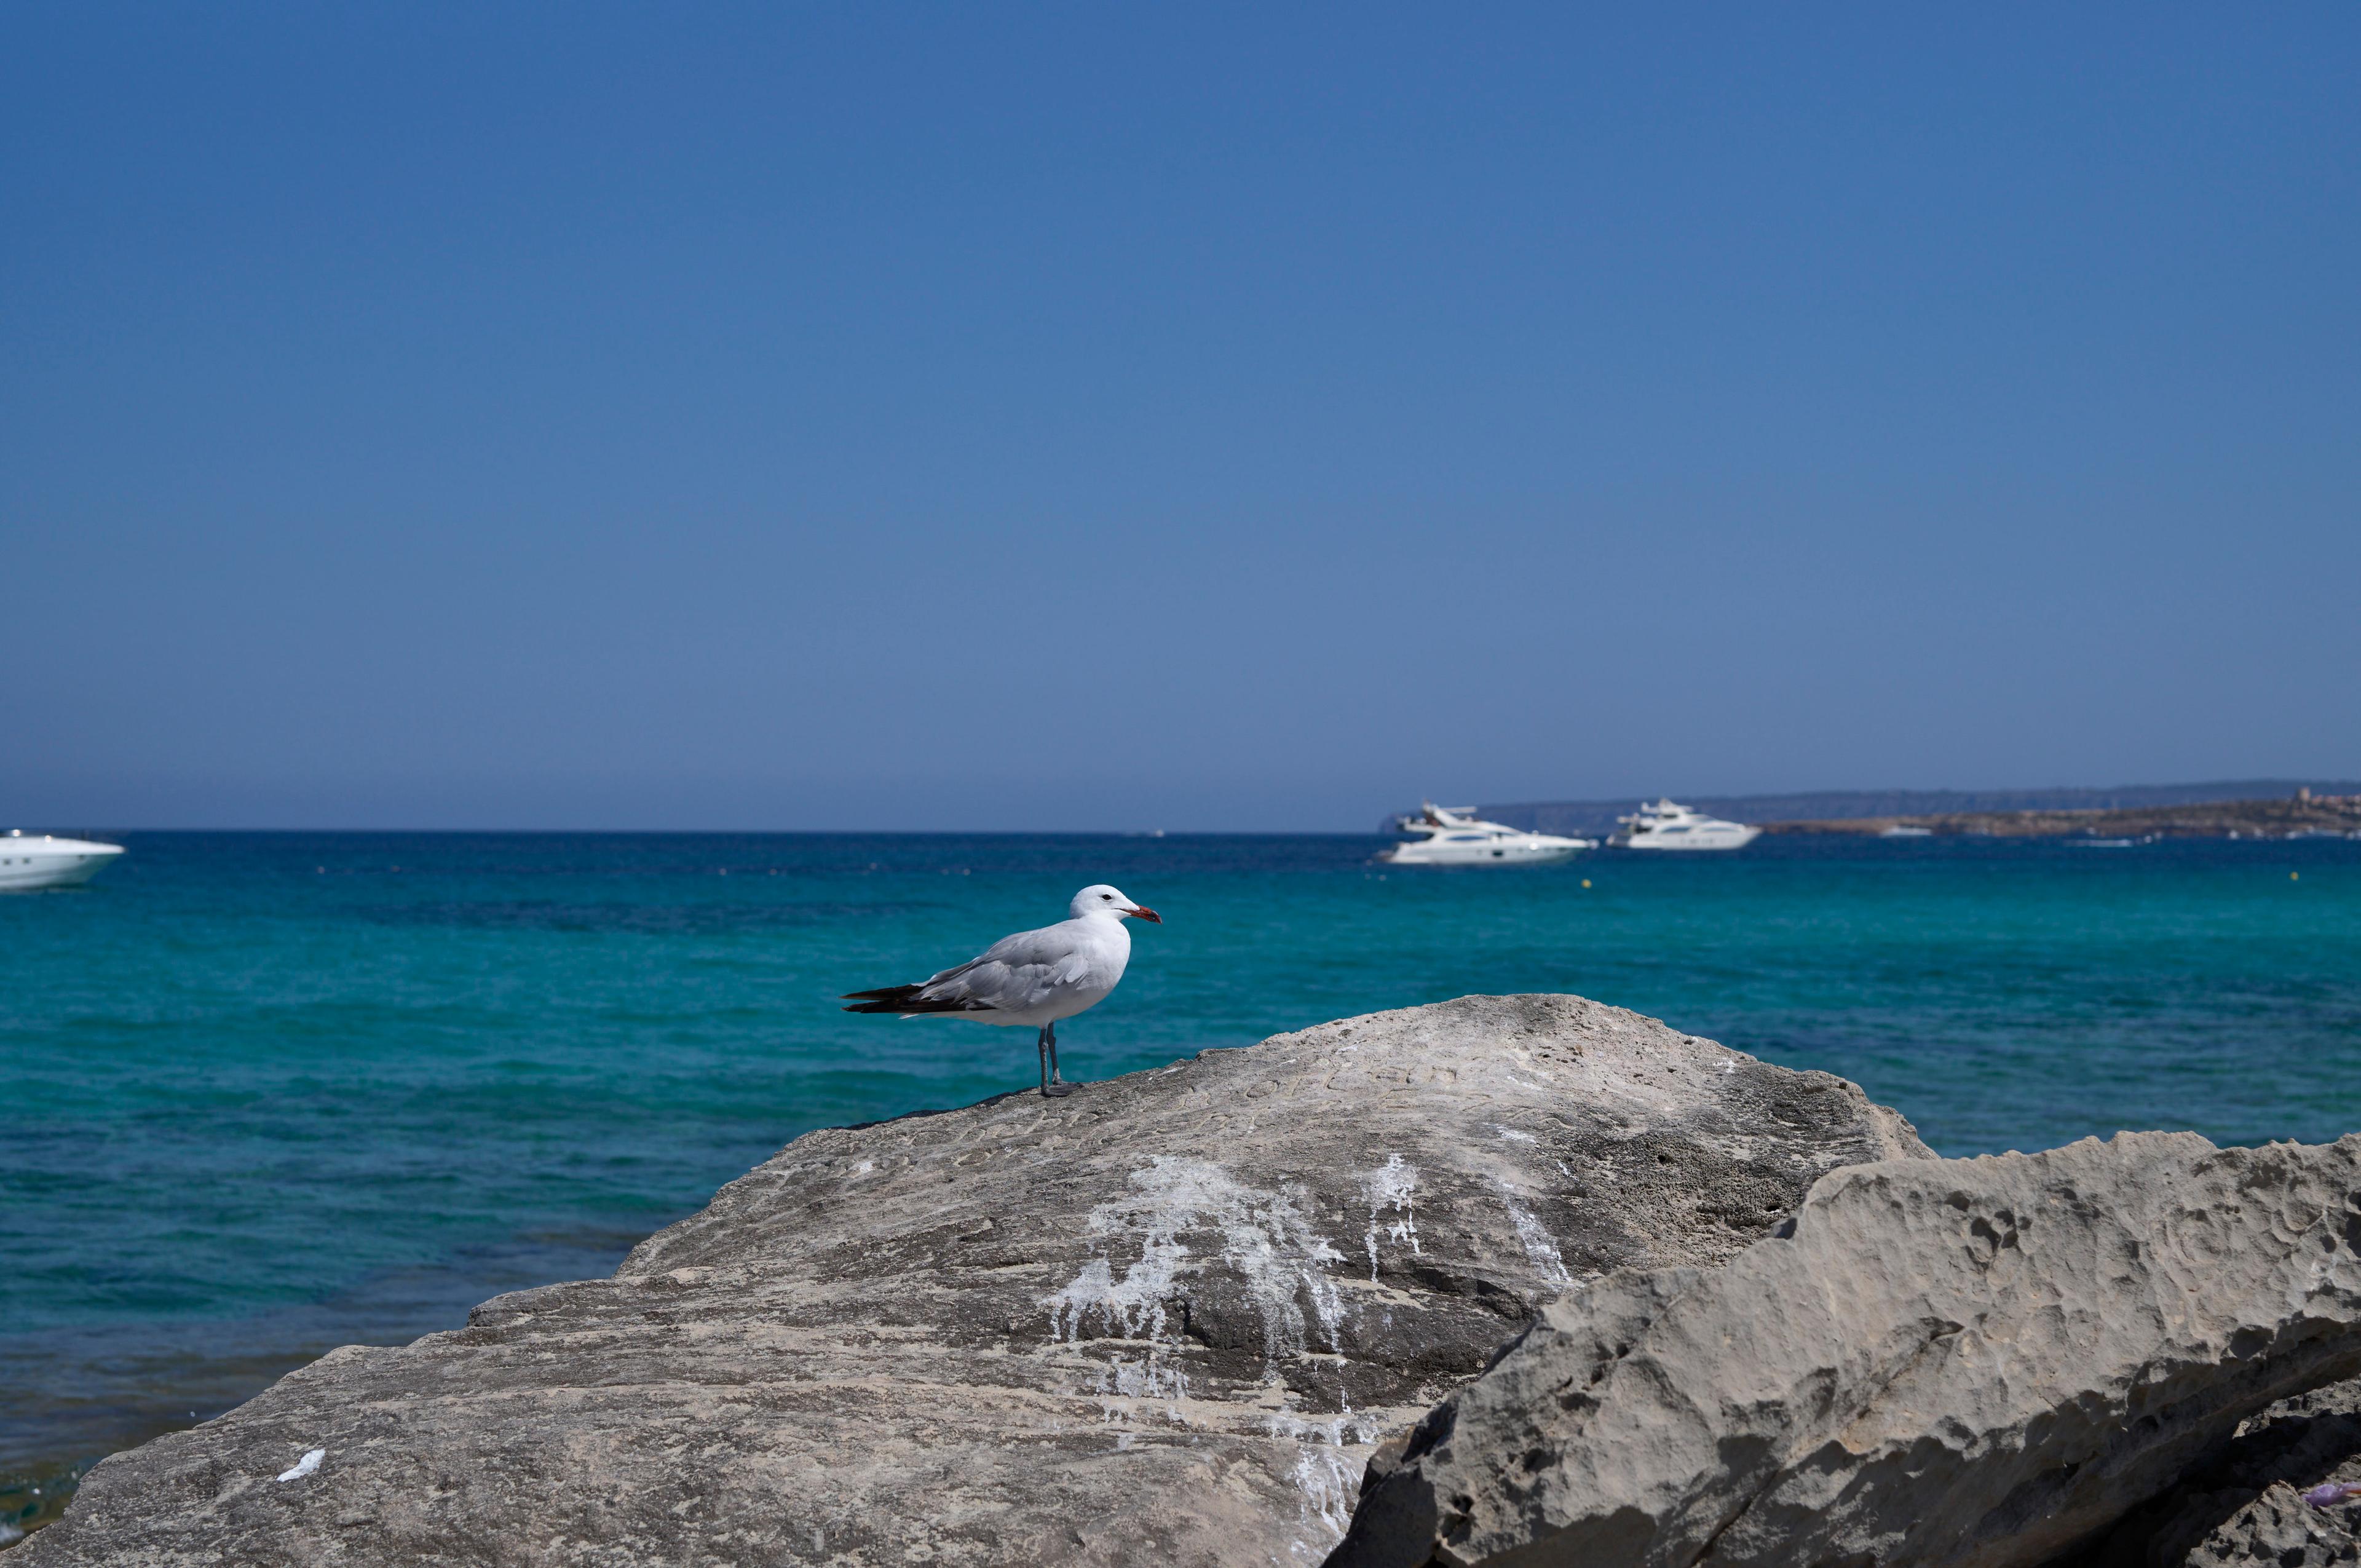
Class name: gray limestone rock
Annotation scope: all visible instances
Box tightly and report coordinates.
[16,994,1926,1567]
[1329,1132,2361,1568]
[2184,1484,2361,1568]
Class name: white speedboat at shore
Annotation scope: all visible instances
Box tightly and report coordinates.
[0,830,125,890]
[1609,799,1760,852]
[1382,803,1594,866]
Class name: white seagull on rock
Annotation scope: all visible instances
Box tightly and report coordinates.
[842,885,1162,1097]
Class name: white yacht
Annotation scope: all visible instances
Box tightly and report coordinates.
[1609,799,1760,852]
[1382,803,1594,866]
[0,831,126,890]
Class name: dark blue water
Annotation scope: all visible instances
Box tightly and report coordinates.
[5,831,2358,1537]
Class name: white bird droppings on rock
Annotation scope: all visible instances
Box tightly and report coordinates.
[274,1449,323,1483]
[1498,1188,1572,1288]
[1292,1446,1358,1540]
[1047,1155,1346,1371]
[1362,1155,1421,1280]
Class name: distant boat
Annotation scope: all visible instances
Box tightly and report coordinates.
[1880,825,1934,838]
[1610,800,1760,852]
[1382,803,1593,866]
[0,830,125,890]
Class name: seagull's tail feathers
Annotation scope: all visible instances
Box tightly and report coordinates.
[841,984,992,1016]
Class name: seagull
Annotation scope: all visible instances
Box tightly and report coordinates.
[842,885,1162,1097]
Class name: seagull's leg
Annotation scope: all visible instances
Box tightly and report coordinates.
[1041,1020,1075,1097]
[1038,1026,1051,1095]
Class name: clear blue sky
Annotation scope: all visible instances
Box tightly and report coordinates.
[6,5,2356,830]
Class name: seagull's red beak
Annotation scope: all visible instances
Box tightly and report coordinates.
[1124,905,1162,924]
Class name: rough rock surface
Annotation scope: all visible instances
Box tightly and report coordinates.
[2183,1486,2361,1567]
[1331,1132,2361,1568]
[2065,1379,2361,1567]
[17,994,1926,1567]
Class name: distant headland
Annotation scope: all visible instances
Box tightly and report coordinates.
[1467,780,2361,841]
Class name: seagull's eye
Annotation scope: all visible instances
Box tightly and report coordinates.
[1101,894,1112,900]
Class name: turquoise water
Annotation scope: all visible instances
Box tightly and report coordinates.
[6,830,2359,1531]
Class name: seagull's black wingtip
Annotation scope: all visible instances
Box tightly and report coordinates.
[842,984,993,1016]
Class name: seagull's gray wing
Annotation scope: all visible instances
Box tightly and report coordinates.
[916,922,1090,1013]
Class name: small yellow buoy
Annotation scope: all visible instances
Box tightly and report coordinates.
[2292,871,2300,881]
[1581,879,1592,888]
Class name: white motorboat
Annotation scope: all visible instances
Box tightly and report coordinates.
[1382,803,1594,866]
[1609,799,1761,852]
[0,830,126,890]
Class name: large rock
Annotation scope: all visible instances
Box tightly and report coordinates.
[18,995,1924,1567]
[1329,1133,2361,1568]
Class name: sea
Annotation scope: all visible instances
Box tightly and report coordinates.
[5,829,2359,1538]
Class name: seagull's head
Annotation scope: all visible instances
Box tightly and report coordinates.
[1074,884,1161,924]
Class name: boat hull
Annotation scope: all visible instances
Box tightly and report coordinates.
[1382,839,1591,866]
[1613,826,1761,852]
[0,837,125,890]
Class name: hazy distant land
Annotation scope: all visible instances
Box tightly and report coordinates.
[1766,793,2361,841]
[1472,780,2361,839]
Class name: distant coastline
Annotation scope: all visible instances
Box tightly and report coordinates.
[1763,791,2361,841]
[1468,780,2361,839]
